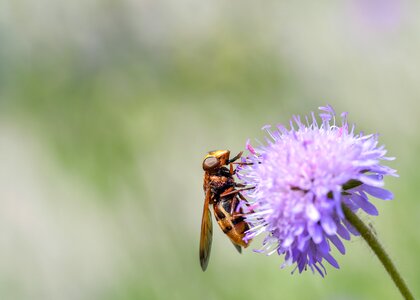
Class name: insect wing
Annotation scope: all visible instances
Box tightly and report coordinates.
[199,190,213,271]
[231,242,242,253]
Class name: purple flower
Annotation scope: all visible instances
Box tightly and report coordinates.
[237,105,397,276]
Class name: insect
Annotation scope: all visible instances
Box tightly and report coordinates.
[199,150,253,271]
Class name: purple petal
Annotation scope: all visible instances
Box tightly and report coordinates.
[369,165,398,176]
[336,222,351,240]
[298,256,307,273]
[350,193,379,216]
[319,113,332,122]
[354,159,380,168]
[323,253,340,269]
[282,235,295,248]
[342,196,359,211]
[343,219,360,236]
[328,235,346,254]
[306,203,321,221]
[297,236,309,251]
[319,104,336,115]
[358,174,384,187]
[313,264,325,277]
[294,224,305,235]
[308,223,323,244]
[363,185,394,200]
[321,216,337,235]
[317,238,330,255]
[382,156,395,161]
[276,124,288,135]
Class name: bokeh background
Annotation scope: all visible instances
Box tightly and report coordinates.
[0,1,419,299]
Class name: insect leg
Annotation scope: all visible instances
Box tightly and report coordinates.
[220,187,235,198]
[230,162,255,175]
[220,186,255,198]
[228,151,243,163]
[237,192,248,202]
[229,195,240,215]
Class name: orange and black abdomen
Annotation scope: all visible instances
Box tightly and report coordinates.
[213,197,251,248]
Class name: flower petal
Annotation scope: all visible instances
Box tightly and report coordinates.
[306,203,321,222]
[323,253,340,269]
[328,235,346,254]
[321,216,337,235]
[363,185,394,200]
[358,174,384,187]
[343,219,360,236]
[336,222,351,240]
[350,193,379,216]
[308,223,323,244]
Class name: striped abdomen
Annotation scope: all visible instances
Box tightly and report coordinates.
[213,197,251,248]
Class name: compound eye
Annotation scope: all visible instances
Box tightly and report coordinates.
[203,157,219,171]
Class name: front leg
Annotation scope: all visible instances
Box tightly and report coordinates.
[228,151,243,164]
[237,192,248,202]
[228,152,242,175]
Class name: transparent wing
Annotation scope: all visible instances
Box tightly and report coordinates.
[199,190,213,271]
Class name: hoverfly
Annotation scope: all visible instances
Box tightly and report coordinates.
[199,150,253,271]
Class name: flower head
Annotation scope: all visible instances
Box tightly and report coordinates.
[237,105,397,276]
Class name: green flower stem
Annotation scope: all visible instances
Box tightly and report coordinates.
[342,204,414,300]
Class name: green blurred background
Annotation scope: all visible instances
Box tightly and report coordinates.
[0,1,419,299]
